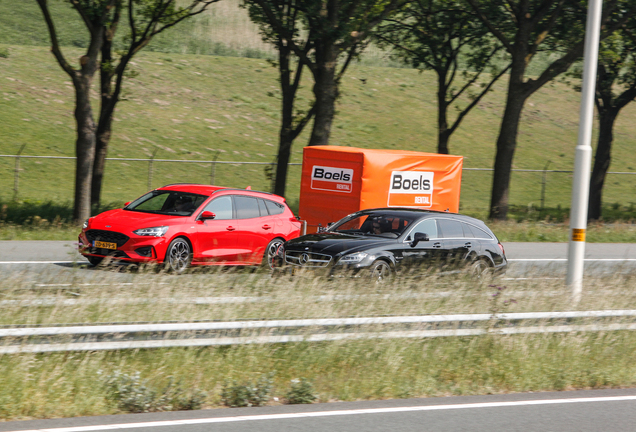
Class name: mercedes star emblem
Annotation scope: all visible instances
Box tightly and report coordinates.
[300,253,310,265]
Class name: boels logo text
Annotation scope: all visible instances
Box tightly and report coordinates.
[311,166,353,193]
[388,171,434,208]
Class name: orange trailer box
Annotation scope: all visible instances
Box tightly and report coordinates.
[299,146,463,232]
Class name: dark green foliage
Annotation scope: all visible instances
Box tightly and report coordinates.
[103,370,207,413]
[286,378,317,404]
[221,374,274,407]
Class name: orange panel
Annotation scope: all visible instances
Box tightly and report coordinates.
[299,146,463,233]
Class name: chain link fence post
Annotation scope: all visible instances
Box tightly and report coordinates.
[13,144,26,201]
[210,150,220,185]
[147,149,158,191]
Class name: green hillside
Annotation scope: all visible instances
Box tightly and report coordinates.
[1,1,635,219]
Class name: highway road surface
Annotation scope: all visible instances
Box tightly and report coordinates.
[1,389,635,432]
[0,241,635,277]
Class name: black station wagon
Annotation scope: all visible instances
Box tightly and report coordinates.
[283,208,507,280]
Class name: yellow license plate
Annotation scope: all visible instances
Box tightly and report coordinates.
[94,241,117,250]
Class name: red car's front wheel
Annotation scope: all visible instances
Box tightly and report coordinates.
[165,237,192,273]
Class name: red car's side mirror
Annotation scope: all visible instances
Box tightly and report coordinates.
[200,211,216,220]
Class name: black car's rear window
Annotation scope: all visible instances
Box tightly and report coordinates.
[126,190,207,216]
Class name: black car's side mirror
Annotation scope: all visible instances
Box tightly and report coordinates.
[410,232,429,247]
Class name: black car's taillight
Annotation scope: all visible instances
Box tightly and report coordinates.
[498,242,505,257]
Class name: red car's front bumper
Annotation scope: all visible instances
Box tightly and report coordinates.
[78,230,170,263]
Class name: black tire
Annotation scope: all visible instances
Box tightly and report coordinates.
[370,259,392,282]
[468,259,491,280]
[87,256,103,267]
[165,237,192,273]
[262,238,285,270]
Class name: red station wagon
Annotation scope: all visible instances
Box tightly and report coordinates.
[78,184,301,272]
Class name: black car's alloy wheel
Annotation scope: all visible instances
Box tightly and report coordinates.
[166,237,192,273]
[370,260,392,282]
[263,238,285,269]
[469,259,491,280]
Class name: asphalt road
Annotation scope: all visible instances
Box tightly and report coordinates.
[0,241,635,277]
[1,388,636,432]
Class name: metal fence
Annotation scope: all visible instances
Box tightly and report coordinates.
[2,152,636,211]
[2,310,636,353]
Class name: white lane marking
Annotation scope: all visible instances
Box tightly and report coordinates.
[507,258,636,262]
[5,395,636,431]
[2,259,636,265]
[0,261,75,264]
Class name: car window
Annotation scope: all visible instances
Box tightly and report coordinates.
[265,199,285,215]
[202,196,233,220]
[235,196,261,219]
[132,192,169,212]
[127,190,206,216]
[465,223,494,239]
[257,199,268,216]
[438,219,464,238]
[410,219,438,239]
[461,222,475,238]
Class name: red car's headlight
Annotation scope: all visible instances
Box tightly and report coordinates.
[133,226,169,237]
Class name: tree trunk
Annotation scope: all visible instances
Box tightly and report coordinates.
[489,77,527,220]
[437,72,450,154]
[274,45,294,197]
[92,120,111,210]
[588,109,617,221]
[73,74,97,223]
[308,45,338,147]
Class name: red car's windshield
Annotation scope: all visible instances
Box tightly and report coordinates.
[125,190,208,216]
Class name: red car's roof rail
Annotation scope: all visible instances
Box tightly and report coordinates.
[212,188,278,197]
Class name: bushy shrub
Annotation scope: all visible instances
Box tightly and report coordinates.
[221,374,274,407]
[286,378,317,404]
[103,370,206,413]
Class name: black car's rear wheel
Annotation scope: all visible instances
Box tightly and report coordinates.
[262,238,285,270]
[165,237,192,274]
[469,259,491,280]
[370,259,392,282]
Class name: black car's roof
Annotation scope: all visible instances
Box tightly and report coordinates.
[351,208,492,229]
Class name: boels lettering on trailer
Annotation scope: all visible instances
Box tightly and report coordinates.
[300,146,463,233]
[311,166,353,193]
[388,171,434,207]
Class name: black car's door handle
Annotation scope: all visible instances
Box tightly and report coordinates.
[465,242,472,248]
[433,242,442,249]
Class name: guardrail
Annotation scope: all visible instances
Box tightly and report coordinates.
[2,310,635,353]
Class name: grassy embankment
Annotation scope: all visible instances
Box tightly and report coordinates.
[1,1,636,239]
[1,269,636,419]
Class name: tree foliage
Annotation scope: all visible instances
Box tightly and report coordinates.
[569,20,636,220]
[243,0,315,197]
[248,0,407,148]
[376,0,510,154]
[465,0,635,220]
[36,0,216,220]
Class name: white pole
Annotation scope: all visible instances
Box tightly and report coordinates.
[567,0,603,304]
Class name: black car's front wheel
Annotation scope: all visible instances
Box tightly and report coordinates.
[165,237,192,274]
[370,259,392,282]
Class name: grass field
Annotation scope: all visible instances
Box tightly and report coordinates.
[1,269,636,419]
[1,2,636,220]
